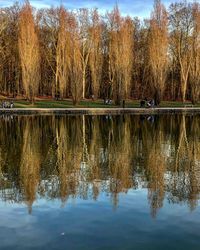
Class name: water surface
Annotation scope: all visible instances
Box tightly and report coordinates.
[0,114,200,250]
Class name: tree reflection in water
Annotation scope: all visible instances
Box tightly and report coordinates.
[0,114,200,217]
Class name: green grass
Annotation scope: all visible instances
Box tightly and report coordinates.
[160,101,200,107]
[2,99,200,109]
[15,100,73,108]
[12,99,123,108]
[13,100,114,108]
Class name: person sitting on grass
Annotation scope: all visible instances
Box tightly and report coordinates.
[147,99,155,108]
[10,101,14,108]
[1,101,14,108]
[105,99,112,105]
[140,99,146,108]
[150,99,155,107]
[147,100,151,108]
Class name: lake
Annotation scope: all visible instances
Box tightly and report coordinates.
[0,114,200,250]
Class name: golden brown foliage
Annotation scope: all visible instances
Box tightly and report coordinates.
[89,9,103,99]
[108,7,134,104]
[55,7,70,99]
[18,1,40,102]
[190,3,200,104]
[148,0,168,105]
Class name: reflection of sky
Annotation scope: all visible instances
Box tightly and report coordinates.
[0,189,200,250]
[0,0,175,18]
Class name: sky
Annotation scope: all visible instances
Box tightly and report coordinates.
[0,0,197,18]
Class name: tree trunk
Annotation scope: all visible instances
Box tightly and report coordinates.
[181,79,187,103]
[82,68,86,99]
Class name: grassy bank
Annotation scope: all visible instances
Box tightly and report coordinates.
[0,98,199,109]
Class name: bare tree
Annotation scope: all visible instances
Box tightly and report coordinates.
[89,9,103,99]
[190,3,200,104]
[69,13,82,105]
[120,17,134,101]
[78,9,92,99]
[37,7,59,97]
[169,2,194,102]
[107,6,134,105]
[0,9,8,92]
[55,7,70,99]
[18,1,40,103]
[148,0,168,105]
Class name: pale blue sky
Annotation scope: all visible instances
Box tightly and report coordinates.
[0,0,197,18]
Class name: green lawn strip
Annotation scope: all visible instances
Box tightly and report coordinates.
[160,101,200,107]
[5,99,200,109]
[14,100,117,108]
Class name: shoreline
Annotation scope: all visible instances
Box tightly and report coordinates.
[0,107,200,115]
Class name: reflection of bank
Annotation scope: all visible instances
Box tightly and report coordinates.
[147,116,154,123]
[139,115,155,124]
[0,114,14,121]
[0,114,199,216]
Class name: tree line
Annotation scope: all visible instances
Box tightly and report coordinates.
[0,0,200,105]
